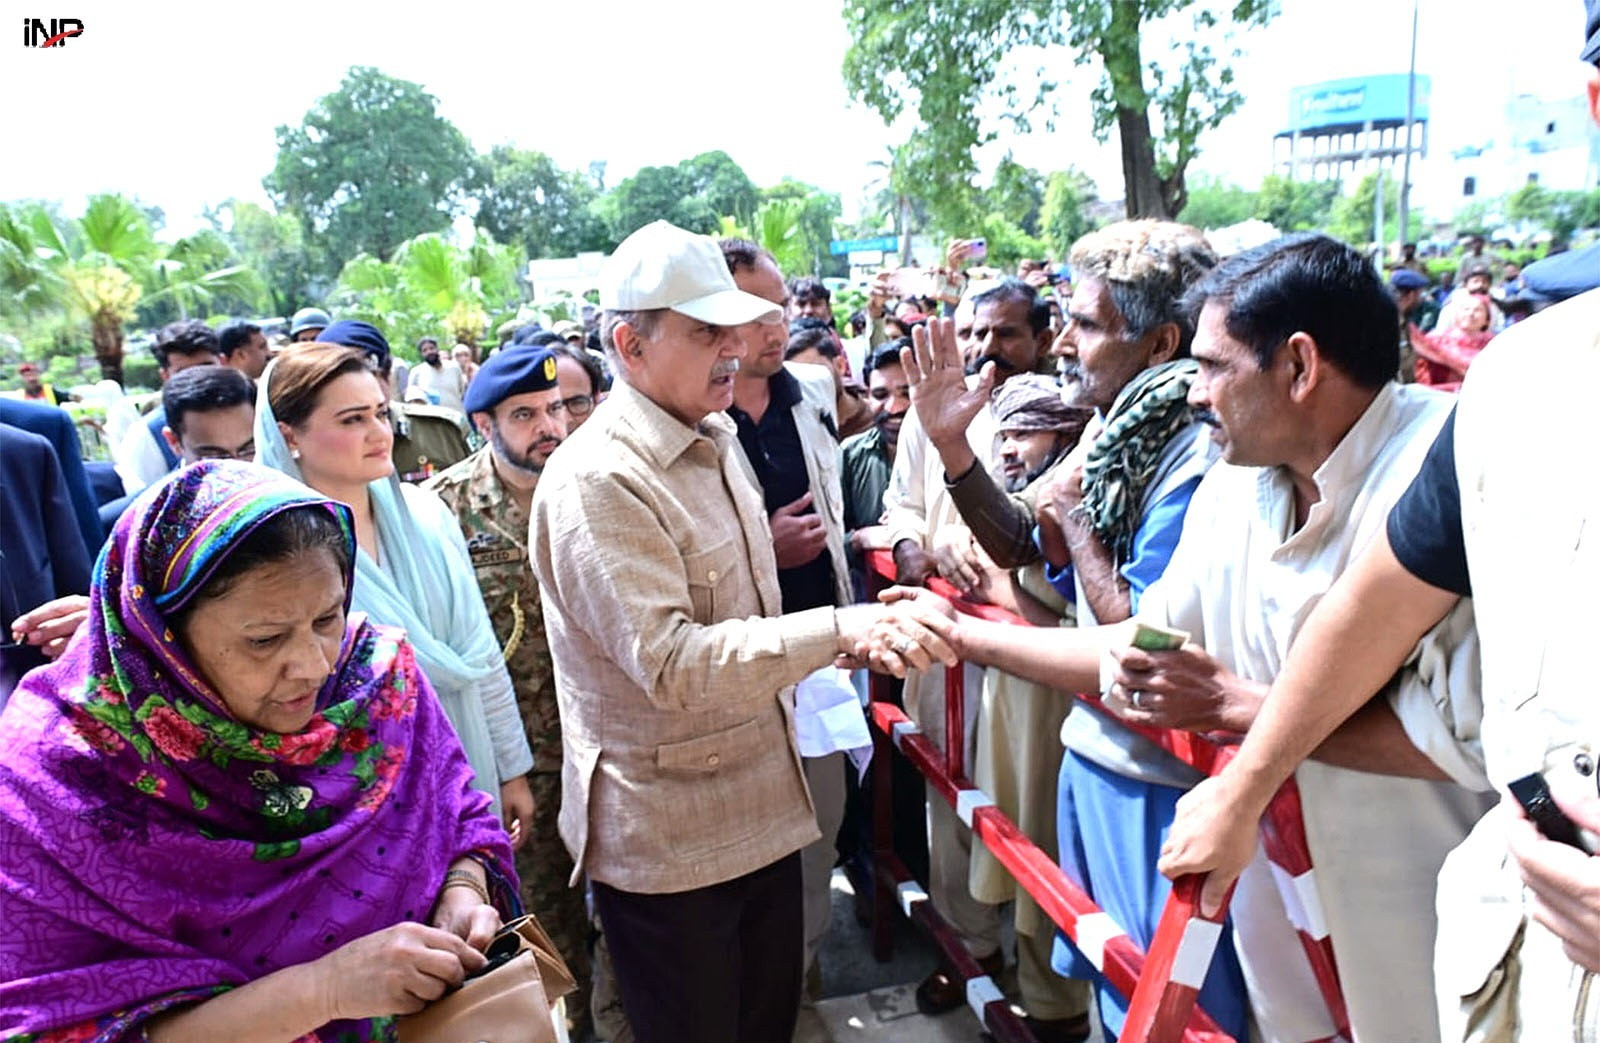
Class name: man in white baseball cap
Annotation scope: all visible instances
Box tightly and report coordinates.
[530,220,959,1043]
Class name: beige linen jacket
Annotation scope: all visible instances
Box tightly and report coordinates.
[531,379,835,895]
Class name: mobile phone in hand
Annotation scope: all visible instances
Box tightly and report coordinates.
[1509,772,1593,852]
[966,238,988,261]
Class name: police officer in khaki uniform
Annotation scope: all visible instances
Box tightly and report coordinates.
[424,346,593,1038]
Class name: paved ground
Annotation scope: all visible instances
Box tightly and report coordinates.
[588,868,1106,1042]
[794,871,1108,1043]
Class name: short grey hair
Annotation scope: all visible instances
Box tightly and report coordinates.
[1069,220,1217,352]
[600,309,667,379]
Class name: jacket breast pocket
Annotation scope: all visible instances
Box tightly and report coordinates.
[656,718,763,775]
[684,539,739,625]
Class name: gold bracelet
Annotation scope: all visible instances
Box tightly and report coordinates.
[440,868,490,906]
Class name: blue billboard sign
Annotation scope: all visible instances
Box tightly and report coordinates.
[830,235,899,256]
[1284,74,1430,133]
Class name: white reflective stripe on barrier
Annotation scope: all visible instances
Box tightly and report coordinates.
[1269,862,1329,940]
[966,974,1005,1022]
[897,879,928,919]
[1169,918,1224,990]
[1073,911,1125,973]
[955,788,995,828]
[891,719,919,751]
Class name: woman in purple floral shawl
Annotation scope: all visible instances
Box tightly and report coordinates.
[0,461,517,1042]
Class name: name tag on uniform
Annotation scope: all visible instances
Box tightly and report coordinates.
[466,531,525,568]
[470,545,525,567]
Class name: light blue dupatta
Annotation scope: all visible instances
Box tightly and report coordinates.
[253,359,510,812]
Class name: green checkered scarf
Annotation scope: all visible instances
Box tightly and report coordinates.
[1078,359,1200,565]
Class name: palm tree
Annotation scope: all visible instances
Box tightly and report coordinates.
[866,144,929,265]
[143,230,265,321]
[10,195,263,385]
[0,205,64,320]
[332,229,524,354]
[28,195,155,385]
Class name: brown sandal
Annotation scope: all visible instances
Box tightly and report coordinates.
[913,950,1005,1016]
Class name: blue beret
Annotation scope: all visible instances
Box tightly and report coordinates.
[1584,0,1599,63]
[463,346,560,414]
[1389,270,1430,291]
[317,320,391,369]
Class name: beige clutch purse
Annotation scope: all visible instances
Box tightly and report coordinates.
[395,914,576,1043]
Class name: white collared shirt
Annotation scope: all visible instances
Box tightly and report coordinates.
[1137,383,1493,1043]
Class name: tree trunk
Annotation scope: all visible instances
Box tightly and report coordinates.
[1116,106,1172,219]
[1103,1,1174,220]
[92,318,125,386]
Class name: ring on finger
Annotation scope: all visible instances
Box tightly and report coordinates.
[896,637,916,655]
[1130,689,1146,710]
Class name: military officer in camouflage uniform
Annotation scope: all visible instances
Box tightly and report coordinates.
[425,346,594,1037]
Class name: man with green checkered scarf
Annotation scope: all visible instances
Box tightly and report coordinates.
[905,219,1248,1041]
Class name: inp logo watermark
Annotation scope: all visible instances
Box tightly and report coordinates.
[22,17,84,47]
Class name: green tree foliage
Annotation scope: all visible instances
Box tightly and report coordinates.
[986,157,1046,237]
[1,195,259,384]
[721,202,809,279]
[208,199,319,318]
[1038,168,1100,258]
[843,0,1276,223]
[607,165,717,238]
[683,151,761,226]
[1326,171,1421,246]
[474,146,611,259]
[1254,175,1339,233]
[606,152,759,241]
[977,215,1049,270]
[331,230,523,353]
[1505,184,1600,241]
[867,144,935,261]
[0,204,65,323]
[140,230,265,327]
[266,67,477,275]
[759,180,843,276]
[1178,175,1257,229]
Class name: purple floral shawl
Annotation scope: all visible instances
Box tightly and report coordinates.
[0,462,515,1042]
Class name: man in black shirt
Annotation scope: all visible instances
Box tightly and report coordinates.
[721,238,853,994]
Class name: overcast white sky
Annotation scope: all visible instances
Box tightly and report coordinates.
[1,0,1588,239]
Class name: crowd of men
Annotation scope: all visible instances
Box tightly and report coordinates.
[3,9,1600,1042]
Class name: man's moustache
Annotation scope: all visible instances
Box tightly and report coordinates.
[1193,408,1221,428]
[966,354,1020,377]
[711,359,741,379]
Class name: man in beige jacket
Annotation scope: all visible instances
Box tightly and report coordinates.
[530,220,955,1043]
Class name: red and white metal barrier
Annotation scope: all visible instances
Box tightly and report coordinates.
[862,550,1350,1043]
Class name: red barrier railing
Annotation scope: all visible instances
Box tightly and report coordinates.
[862,549,1350,1043]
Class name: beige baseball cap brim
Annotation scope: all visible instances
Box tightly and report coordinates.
[672,288,782,326]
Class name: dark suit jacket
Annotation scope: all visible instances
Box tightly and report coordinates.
[0,398,103,558]
[1,424,93,705]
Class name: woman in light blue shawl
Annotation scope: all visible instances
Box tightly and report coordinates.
[254,334,534,836]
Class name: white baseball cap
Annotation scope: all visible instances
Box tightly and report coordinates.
[599,220,782,326]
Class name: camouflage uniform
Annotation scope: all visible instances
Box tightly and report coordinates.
[392,401,472,483]
[426,447,593,1038]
